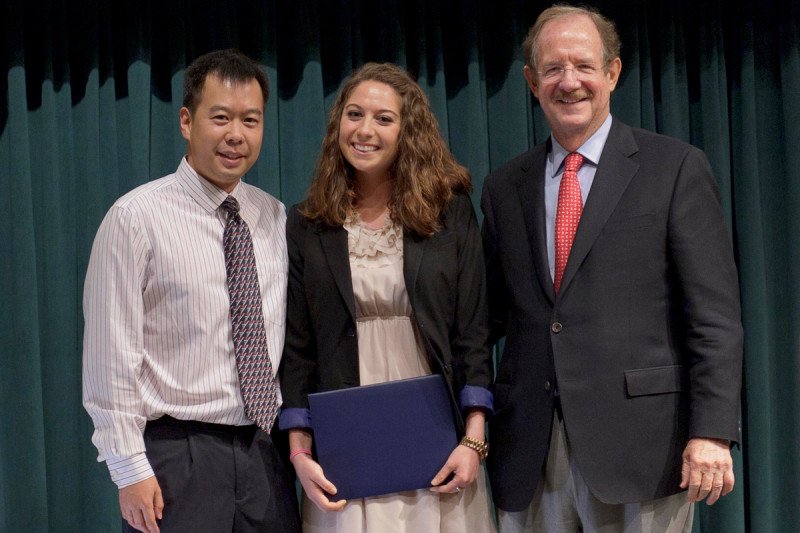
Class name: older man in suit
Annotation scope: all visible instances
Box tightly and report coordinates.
[481,5,743,532]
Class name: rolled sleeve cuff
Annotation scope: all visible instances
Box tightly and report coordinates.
[106,453,155,489]
[278,407,312,430]
[459,385,494,414]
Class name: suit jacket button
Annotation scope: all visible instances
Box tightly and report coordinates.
[544,380,552,392]
[551,322,563,333]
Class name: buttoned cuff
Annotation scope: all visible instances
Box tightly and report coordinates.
[278,407,312,430]
[459,385,494,414]
[106,453,155,489]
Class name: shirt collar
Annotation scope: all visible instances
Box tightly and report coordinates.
[549,114,613,177]
[176,157,248,213]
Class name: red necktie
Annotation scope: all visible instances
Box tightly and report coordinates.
[221,196,280,432]
[554,152,585,295]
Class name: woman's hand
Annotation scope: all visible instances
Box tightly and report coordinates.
[288,428,346,512]
[430,409,486,494]
[291,453,348,512]
[429,443,480,493]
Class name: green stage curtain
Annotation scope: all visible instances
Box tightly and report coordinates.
[1,1,797,531]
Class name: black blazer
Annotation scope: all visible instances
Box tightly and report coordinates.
[279,193,493,434]
[481,119,743,510]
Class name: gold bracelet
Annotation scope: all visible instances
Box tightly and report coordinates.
[460,436,489,460]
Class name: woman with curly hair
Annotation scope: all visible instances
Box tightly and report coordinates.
[278,62,496,532]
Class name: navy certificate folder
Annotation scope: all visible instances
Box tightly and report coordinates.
[307,374,458,500]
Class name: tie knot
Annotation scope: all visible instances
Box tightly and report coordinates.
[221,196,240,216]
[564,152,584,173]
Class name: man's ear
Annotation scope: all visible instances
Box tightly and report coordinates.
[523,65,539,99]
[606,57,622,93]
[179,107,192,141]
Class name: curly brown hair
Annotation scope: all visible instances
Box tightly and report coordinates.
[301,62,471,237]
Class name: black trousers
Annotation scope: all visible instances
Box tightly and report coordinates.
[122,416,300,533]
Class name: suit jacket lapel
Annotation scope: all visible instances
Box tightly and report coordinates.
[517,144,555,304]
[403,230,425,301]
[317,224,357,321]
[559,121,640,295]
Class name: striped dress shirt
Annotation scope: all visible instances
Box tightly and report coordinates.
[82,158,287,488]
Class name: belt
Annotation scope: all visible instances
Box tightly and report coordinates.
[147,415,256,435]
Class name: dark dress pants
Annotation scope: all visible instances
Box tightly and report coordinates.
[122,416,300,533]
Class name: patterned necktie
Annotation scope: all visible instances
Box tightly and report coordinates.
[221,196,279,432]
[554,152,585,295]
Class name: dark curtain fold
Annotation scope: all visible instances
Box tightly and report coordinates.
[1,1,797,531]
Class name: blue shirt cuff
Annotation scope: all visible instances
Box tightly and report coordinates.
[459,385,494,414]
[278,407,312,430]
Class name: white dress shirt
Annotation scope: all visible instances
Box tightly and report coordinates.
[82,158,287,488]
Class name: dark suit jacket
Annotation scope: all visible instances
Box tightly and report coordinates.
[279,193,493,434]
[481,119,743,510]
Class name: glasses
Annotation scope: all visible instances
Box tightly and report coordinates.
[537,63,605,82]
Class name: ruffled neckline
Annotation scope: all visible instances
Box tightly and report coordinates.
[344,212,402,259]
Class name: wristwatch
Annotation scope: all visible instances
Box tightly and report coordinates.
[459,435,489,460]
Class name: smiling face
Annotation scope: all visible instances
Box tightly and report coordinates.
[524,13,621,151]
[337,80,402,184]
[179,74,264,192]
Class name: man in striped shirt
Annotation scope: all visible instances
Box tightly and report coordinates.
[82,49,299,533]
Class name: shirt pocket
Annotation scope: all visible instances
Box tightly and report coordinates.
[259,258,288,326]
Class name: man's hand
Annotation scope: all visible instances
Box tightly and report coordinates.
[680,437,734,505]
[119,476,164,533]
